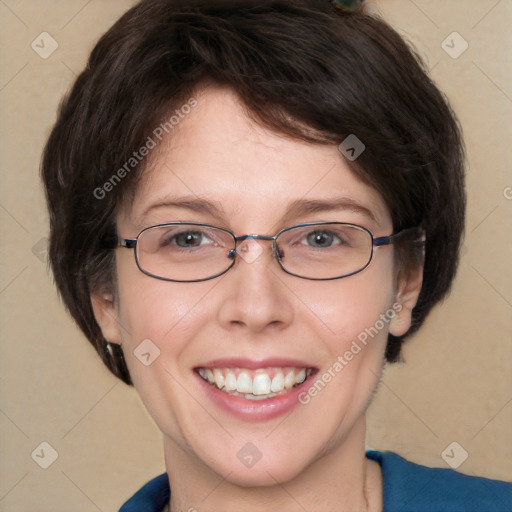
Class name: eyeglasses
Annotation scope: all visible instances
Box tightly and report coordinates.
[115,222,419,282]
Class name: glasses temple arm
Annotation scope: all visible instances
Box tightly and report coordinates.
[119,238,137,249]
[373,226,425,247]
[100,234,137,250]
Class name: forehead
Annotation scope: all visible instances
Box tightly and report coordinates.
[122,87,391,232]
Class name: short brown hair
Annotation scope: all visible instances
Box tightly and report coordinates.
[41,0,466,385]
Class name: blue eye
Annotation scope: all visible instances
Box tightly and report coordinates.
[306,230,340,248]
[173,231,204,247]
[159,230,212,249]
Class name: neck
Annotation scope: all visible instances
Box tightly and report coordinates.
[163,415,382,512]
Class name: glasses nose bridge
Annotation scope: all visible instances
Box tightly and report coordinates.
[234,234,276,243]
[231,233,282,261]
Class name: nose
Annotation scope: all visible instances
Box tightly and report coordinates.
[217,239,294,334]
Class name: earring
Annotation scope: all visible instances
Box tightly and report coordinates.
[105,341,114,356]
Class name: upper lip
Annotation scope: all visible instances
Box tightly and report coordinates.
[195,357,317,370]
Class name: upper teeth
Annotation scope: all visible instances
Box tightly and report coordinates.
[198,367,311,398]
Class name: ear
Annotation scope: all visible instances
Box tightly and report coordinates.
[90,292,122,345]
[389,264,423,337]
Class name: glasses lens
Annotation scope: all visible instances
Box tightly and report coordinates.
[276,223,372,279]
[136,224,235,281]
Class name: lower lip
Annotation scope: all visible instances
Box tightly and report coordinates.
[195,371,314,422]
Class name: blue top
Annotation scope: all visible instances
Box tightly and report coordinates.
[119,450,512,512]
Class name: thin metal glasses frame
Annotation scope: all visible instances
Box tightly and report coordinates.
[117,222,419,282]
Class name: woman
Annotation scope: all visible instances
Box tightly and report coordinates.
[41,0,511,510]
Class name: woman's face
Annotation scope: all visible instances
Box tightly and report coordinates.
[93,87,419,486]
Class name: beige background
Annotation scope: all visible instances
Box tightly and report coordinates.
[0,0,511,510]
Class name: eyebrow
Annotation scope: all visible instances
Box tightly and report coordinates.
[137,195,377,226]
[284,197,377,224]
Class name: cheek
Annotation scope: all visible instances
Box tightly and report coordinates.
[114,254,222,391]
[115,251,212,335]
[113,258,220,428]
[284,251,397,345]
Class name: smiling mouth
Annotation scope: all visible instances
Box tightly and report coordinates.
[196,367,315,400]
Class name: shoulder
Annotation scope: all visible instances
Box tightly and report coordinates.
[119,473,170,512]
[119,454,512,512]
[367,450,512,512]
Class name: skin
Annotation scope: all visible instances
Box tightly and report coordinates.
[92,86,423,512]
